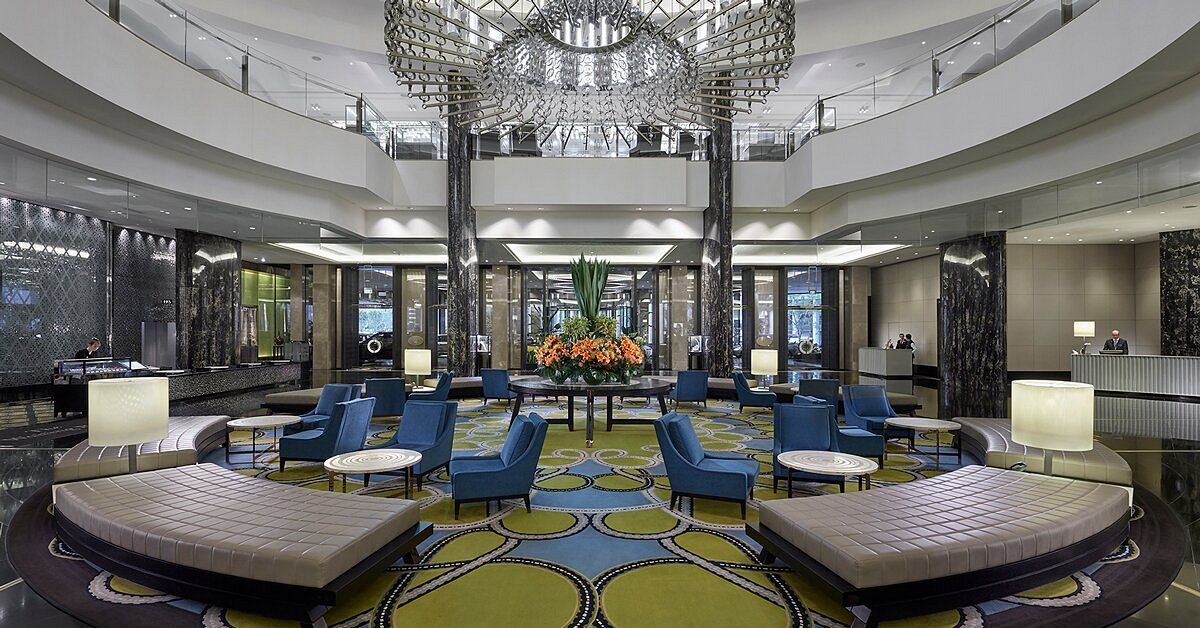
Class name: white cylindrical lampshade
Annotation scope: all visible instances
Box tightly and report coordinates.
[1011,380,1095,452]
[1073,321,1096,338]
[404,349,432,376]
[750,349,777,377]
[87,377,169,447]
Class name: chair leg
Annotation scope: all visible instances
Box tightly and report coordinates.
[454,501,461,519]
[772,477,778,491]
[839,479,845,493]
[364,473,371,488]
[523,495,531,513]
[279,459,286,472]
[740,501,747,519]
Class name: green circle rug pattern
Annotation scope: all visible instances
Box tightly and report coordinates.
[59,398,1154,627]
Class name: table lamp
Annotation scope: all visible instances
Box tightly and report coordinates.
[1073,321,1095,354]
[1011,379,1094,476]
[88,377,169,474]
[404,348,432,387]
[751,349,778,389]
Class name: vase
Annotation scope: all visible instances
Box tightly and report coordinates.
[582,369,605,386]
[620,371,632,385]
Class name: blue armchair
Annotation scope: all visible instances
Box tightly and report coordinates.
[450,413,547,518]
[365,378,407,418]
[774,401,846,493]
[843,384,910,444]
[793,386,885,466]
[481,368,518,406]
[279,397,375,472]
[655,412,759,518]
[671,370,709,409]
[371,400,456,489]
[287,383,360,433]
[733,372,776,412]
[411,371,453,402]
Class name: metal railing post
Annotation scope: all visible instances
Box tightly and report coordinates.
[241,51,249,94]
[356,96,365,134]
[108,0,120,21]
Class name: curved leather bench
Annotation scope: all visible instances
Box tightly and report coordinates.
[750,465,1129,625]
[53,415,228,483]
[54,463,430,626]
[957,417,1132,486]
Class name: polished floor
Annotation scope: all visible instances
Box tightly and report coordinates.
[0,383,1195,626]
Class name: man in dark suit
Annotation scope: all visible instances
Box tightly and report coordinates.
[1102,329,1129,354]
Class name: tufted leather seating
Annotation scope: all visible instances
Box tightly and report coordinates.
[957,417,1132,486]
[53,415,228,483]
[54,463,421,589]
[757,465,1129,589]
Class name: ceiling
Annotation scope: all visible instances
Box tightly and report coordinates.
[178,0,1008,124]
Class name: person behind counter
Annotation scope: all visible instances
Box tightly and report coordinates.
[1102,329,1129,354]
[74,337,101,359]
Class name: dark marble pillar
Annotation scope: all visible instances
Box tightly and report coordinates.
[175,230,240,369]
[1160,229,1200,356]
[446,115,478,376]
[340,265,360,369]
[701,114,734,377]
[820,267,841,370]
[938,233,1007,419]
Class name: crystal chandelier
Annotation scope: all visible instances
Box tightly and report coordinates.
[385,0,796,133]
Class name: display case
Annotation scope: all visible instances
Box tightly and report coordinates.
[52,357,140,417]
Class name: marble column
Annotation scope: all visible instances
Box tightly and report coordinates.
[820,267,841,370]
[289,264,306,342]
[311,265,337,371]
[175,230,240,369]
[340,265,360,368]
[842,267,870,371]
[938,233,1008,419]
[447,115,479,376]
[1160,229,1200,356]
[701,114,734,377]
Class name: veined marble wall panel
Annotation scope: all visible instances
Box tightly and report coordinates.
[175,230,240,369]
[111,228,175,362]
[0,198,107,387]
[939,234,1007,419]
[1160,229,1200,356]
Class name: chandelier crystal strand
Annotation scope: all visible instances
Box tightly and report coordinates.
[385,0,795,133]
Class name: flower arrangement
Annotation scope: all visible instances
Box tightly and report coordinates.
[534,255,646,385]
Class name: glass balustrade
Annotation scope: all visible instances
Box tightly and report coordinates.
[788,0,1098,152]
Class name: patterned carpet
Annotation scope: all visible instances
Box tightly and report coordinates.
[65,398,1150,627]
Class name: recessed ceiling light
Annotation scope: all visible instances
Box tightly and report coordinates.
[349,61,355,66]
[636,207,642,211]
[1077,238,1083,242]
[249,226,256,230]
[1037,239,1042,242]
[86,177,97,181]
[184,207,192,210]
[225,56,233,61]
[1114,228,1120,232]
[921,41,926,45]
[1023,236,1028,239]
[1065,233,1070,236]
[667,207,673,211]
[1126,210,1133,213]
[1049,236,1054,239]
[997,210,1003,213]
[1095,181,1103,185]
[537,206,543,210]
[762,208,767,212]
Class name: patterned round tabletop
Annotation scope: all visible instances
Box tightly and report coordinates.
[776,450,879,476]
[885,417,962,431]
[324,449,423,474]
[227,415,302,429]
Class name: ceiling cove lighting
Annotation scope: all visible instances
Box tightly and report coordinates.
[504,242,675,264]
[732,244,908,266]
[271,242,449,264]
[385,0,796,131]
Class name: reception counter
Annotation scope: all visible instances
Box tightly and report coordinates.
[858,348,914,394]
[1071,354,1200,440]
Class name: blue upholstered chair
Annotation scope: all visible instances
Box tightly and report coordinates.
[365,378,406,418]
[655,412,759,518]
[278,397,375,471]
[287,383,360,433]
[794,382,885,466]
[481,368,518,406]
[450,412,547,518]
[843,384,909,444]
[774,400,846,493]
[371,400,456,489]
[733,371,776,412]
[671,370,709,409]
[411,371,453,402]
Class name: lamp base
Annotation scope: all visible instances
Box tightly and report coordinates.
[128,446,139,475]
[1043,448,1054,477]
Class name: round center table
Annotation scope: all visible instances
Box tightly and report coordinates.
[884,417,962,469]
[324,449,422,498]
[509,378,674,447]
[776,450,879,497]
[225,415,301,468]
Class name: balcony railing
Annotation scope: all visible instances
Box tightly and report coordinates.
[787,0,1100,153]
[86,0,394,154]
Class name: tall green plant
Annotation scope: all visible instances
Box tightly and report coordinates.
[569,255,609,321]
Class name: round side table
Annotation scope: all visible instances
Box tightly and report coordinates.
[324,449,422,498]
[225,415,302,468]
[884,417,962,469]
[777,450,879,497]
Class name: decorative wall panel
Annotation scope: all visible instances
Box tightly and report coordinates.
[0,198,107,388]
[938,234,1007,419]
[1160,229,1200,356]
[175,230,240,369]
[111,228,175,362]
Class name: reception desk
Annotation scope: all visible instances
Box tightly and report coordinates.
[1071,354,1200,440]
[858,348,914,394]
